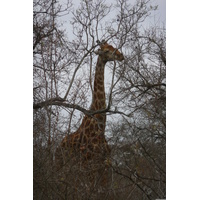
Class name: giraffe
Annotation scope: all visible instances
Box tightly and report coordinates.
[56,40,124,196]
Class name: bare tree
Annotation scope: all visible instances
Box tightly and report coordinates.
[33,0,165,199]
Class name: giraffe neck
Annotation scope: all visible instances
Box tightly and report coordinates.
[90,56,107,111]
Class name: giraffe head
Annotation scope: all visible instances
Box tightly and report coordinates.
[95,40,124,62]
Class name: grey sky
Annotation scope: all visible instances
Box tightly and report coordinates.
[153,0,166,23]
[151,0,165,29]
[61,0,166,42]
[63,0,166,23]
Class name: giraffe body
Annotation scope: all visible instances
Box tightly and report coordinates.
[57,41,124,165]
[56,41,124,194]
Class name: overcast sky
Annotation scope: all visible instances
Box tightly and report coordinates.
[152,0,166,23]
[61,0,166,41]
[70,0,166,24]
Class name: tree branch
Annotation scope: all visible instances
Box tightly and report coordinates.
[33,97,131,117]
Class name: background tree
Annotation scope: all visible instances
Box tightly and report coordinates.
[33,0,165,199]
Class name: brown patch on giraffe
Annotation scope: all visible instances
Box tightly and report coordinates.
[94,123,99,132]
[94,101,99,109]
[99,101,106,109]
[96,114,104,121]
[97,85,104,90]
[94,93,97,99]
[97,92,104,99]
[89,123,94,131]
[92,137,98,144]
[85,119,90,127]
[98,124,104,130]
[94,78,98,87]
[97,76,103,81]
[84,127,90,134]
[81,134,88,144]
